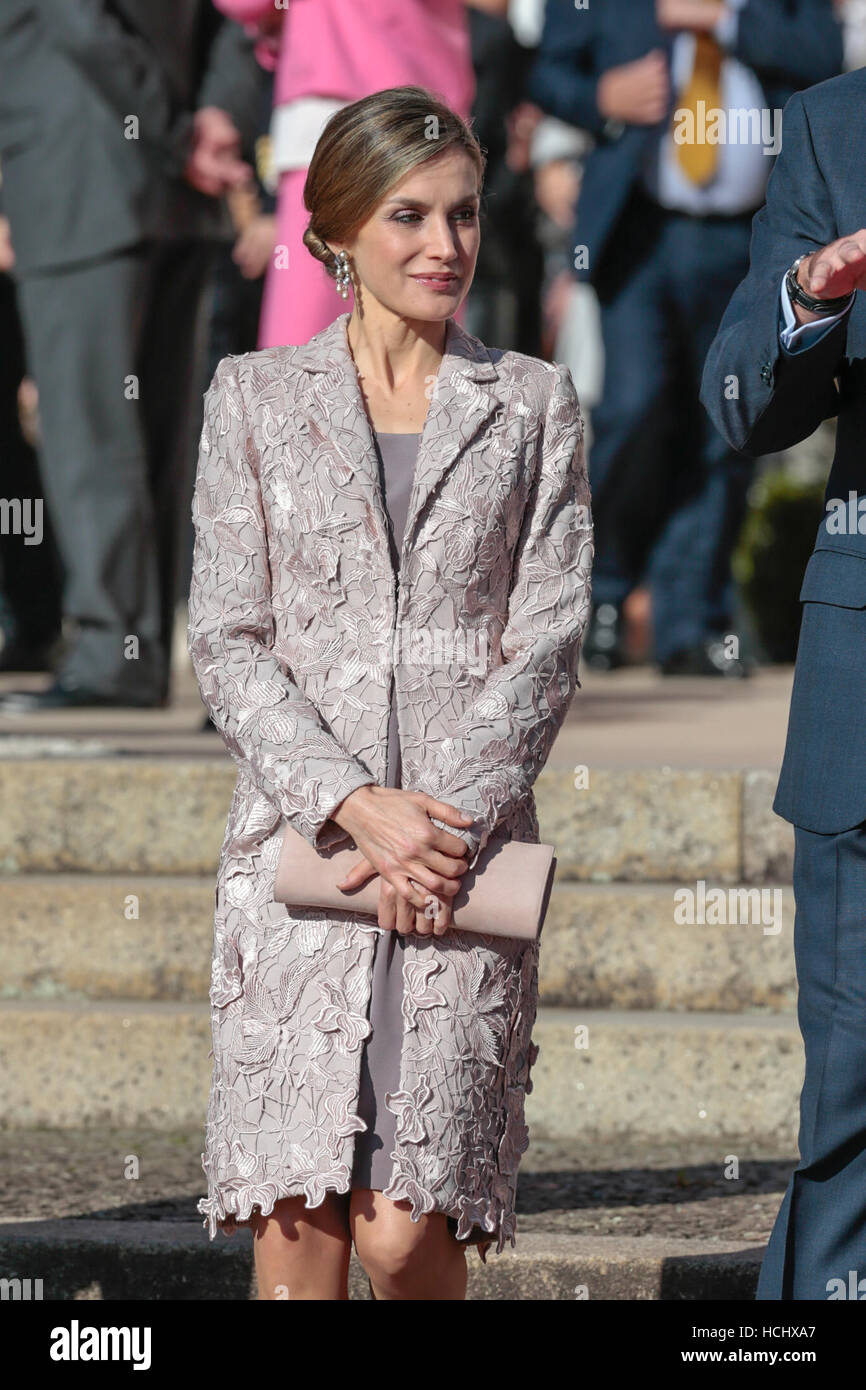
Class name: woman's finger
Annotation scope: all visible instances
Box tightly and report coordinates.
[377,876,397,931]
[413,882,453,936]
[414,847,471,878]
[429,892,453,937]
[401,861,463,899]
[416,794,475,828]
[428,827,474,860]
[394,885,417,936]
[337,855,378,890]
[391,873,430,911]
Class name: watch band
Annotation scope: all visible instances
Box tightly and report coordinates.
[786,253,855,315]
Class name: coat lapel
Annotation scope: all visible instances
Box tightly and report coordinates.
[292,311,502,578]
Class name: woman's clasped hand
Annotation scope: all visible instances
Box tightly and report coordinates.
[331,785,475,936]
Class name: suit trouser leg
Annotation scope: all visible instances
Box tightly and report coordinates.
[136,239,217,678]
[16,248,166,700]
[588,202,678,613]
[646,209,754,660]
[757,821,866,1299]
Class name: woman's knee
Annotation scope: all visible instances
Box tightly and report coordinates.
[354,1205,451,1282]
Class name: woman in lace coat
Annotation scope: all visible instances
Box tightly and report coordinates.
[187,85,592,1300]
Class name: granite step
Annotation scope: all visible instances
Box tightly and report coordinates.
[0,1220,764,1300]
[0,876,795,1012]
[0,758,790,882]
[0,1003,802,1142]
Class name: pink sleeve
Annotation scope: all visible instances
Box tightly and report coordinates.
[211,0,279,21]
[211,0,283,71]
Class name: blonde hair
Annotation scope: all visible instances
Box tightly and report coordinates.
[302,86,486,278]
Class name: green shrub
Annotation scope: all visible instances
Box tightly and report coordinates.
[733,470,826,663]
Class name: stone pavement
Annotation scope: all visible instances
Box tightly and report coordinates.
[0,644,795,770]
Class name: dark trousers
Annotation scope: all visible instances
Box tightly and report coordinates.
[757,821,866,1299]
[0,271,63,648]
[589,189,755,662]
[15,239,215,701]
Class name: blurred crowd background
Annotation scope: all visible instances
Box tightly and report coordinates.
[0,0,861,711]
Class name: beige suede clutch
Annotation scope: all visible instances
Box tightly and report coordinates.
[273,823,557,941]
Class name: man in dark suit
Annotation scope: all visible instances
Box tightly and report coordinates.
[0,1,262,708]
[529,0,842,674]
[702,64,866,1299]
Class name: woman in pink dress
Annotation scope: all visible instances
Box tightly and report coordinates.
[214,0,475,346]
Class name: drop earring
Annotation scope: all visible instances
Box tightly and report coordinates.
[334,249,351,300]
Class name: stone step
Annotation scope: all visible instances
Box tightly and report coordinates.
[0,1220,764,1300]
[0,1003,801,1141]
[544,882,794,1011]
[0,758,790,882]
[0,876,796,1012]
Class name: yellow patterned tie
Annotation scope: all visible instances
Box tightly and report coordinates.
[674,31,724,184]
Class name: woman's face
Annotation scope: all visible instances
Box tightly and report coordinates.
[339,148,481,323]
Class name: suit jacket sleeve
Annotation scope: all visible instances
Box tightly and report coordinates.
[36,2,261,174]
[413,364,593,867]
[527,1,608,138]
[735,0,843,89]
[32,0,194,174]
[187,358,377,851]
[195,13,264,153]
[700,88,852,457]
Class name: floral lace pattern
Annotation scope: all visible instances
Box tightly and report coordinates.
[187,311,593,1258]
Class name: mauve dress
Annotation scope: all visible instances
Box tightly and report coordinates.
[349,430,491,1252]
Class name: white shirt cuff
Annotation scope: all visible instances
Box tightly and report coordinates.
[779,271,853,353]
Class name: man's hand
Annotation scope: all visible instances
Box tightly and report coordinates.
[232,213,277,280]
[184,107,252,197]
[534,160,581,230]
[505,101,543,174]
[597,51,670,126]
[330,785,474,937]
[0,217,14,273]
[791,232,866,326]
[656,0,727,31]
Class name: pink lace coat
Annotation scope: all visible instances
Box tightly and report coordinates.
[187,310,593,1256]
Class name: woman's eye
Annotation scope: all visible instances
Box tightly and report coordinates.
[392,209,478,225]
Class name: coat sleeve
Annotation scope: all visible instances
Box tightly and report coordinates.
[527,0,608,139]
[735,0,843,90]
[699,89,849,457]
[187,357,376,850]
[194,16,264,153]
[413,363,593,867]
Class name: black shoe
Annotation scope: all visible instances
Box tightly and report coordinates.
[0,678,166,712]
[0,639,59,673]
[583,601,626,671]
[659,638,752,678]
